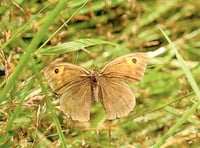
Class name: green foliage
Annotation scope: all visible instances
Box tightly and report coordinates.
[0,0,200,147]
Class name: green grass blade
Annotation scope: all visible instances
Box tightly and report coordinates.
[0,80,33,145]
[0,0,69,102]
[31,58,67,148]
[153,28,200,148]
[1,8,45,50]
[39,0,88,49]
[35,38,119,55]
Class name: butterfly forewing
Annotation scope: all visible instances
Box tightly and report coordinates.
[101,53,148,83]
[44,63,90,94]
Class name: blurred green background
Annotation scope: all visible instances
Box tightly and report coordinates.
[0,0,200,147]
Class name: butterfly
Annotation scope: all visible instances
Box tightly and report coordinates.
[44,53,148,122]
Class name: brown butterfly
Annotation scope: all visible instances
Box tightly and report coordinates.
[44,53,148,122]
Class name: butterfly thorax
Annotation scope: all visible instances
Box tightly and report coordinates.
[90,69,101,102]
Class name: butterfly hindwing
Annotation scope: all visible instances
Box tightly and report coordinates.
[99,77,135,119]
[60,78,92,121]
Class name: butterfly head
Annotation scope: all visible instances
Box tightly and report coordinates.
[89,69,99,83]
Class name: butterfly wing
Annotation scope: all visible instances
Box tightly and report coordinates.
[44,63,92,121]
[101,53,148,82]
[99,77,135,119]
[99,53,148,119]
[60,79,92,121]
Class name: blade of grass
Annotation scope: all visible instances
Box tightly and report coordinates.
[153,28,200,148]
[35,38,120,55]
[119,92,195,126]
[0,0,70,102]
[39,0,88,49]
[0,80,33,145]
[31,58,67,148]
[1,7,45,50]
